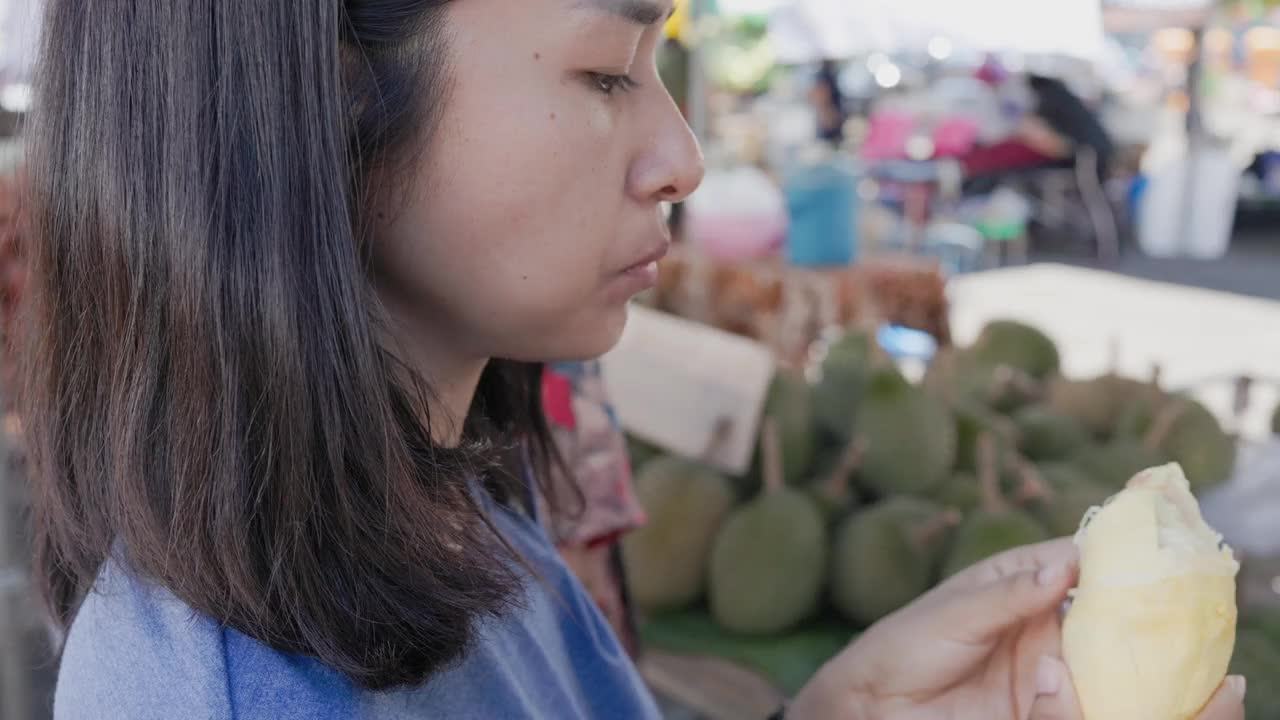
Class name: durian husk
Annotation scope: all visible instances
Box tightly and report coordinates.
[1062,463,1239,720]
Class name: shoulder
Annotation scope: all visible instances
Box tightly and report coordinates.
[55,559,356,720]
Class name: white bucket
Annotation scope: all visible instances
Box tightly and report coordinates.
[1137,141,1240,260]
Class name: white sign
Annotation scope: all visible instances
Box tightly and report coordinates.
[602,305,776,476]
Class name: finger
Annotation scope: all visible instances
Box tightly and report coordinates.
[1027,656,1083,720]
[951,538,1078,589]
[1198,676,1246,720]
[939,560,1078,644]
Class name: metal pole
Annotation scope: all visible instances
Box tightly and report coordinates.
[1177,23,1208,256]
[686,0,709,142]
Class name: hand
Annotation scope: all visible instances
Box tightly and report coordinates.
[789,537,1249,720]
[1015,116,1071,159]
[789,539,1079,720]
[1028,657,1246,720]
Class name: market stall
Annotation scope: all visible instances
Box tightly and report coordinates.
[624,13,1280,699]
[611,278,1280,718]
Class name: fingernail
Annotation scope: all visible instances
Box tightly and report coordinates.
[1036,656,1063,696]
[1037,563,1065,586]
[1227,675,1247,701]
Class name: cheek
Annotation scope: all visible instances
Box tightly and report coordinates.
[448,79,617,277]
[437,136,603,309]
[378,78,631,357]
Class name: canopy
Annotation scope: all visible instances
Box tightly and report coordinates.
[767,0,916,63]
[717,0,788,15]
[767,0,1107,64]
[919,0,1106,61]
[1104,0,1215,8]
[1102,0,1218,31]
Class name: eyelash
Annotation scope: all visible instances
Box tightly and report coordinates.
[587,72,638,97]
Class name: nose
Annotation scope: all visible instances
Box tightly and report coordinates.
[628,96,705,205]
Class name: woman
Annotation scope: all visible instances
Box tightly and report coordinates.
[23,1,1243,718]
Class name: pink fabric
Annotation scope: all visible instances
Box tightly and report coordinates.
[961,140,1057,177]
[860,111,917,162]
[540,362,647,548]
[686,214,786,261]
[932,117,980,158]
[541,371,576,431]
[861,112,979,162]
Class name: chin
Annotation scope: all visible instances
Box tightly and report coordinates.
[575,304,632,360]
[524,304,631,364]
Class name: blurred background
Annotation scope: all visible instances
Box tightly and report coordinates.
[1,0,1280,718]
[625,0,1280,717]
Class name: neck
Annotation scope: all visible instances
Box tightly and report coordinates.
[378,294,488,448]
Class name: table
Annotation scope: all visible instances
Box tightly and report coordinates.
[948,263,1280,440]
[640,651,785,720]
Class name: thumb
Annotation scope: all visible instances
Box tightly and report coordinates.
[1027,656,1083,720]
[945,561,1077,643]
[1197,676,1246,720]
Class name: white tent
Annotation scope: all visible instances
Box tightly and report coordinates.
[1102,0,1217,32]
[767,0,927,63]
[919,0,1107,61]
[1103,0,1214,8]
[768,0,1107,63]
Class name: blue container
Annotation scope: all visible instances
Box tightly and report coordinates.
[877,323,938,363]
[783,157,859,267]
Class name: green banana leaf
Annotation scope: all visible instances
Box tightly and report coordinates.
[640,610,858,696]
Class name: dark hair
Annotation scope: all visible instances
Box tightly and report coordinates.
[23,0,564,690]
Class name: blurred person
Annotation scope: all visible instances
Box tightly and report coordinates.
[810,58,848,145]
[964,60,1115,188]
[23,1,1245,719]
[1024,73,1115,179]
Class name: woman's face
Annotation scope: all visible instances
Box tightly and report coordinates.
[376,0,703,364]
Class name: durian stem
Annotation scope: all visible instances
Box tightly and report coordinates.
[1144,400,1189,451]
[991,414,1022,448]
[990,365,1041,404]
[824,438,867,500]
[911,509,963,549]
[761,416,785,495]
[1010,455,1053,505]
[1232,375,1253,420]
[1137,363,1167,412]
[977,433,1009,514]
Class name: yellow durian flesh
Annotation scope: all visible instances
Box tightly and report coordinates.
[1062,463,1239,720]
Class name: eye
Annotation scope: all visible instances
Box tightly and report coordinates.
[586,72,638,97]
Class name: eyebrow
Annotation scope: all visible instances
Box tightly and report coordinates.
[585,0,676,26]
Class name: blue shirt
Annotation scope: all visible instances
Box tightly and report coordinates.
[54,487,661,719]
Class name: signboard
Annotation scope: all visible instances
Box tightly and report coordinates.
[601,305,776,476]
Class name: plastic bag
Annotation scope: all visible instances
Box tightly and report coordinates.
[684,165,788,261]
[1201,439,1280,558]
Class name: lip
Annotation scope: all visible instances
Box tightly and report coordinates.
[621,241,671,274]
[605,240,670,301]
